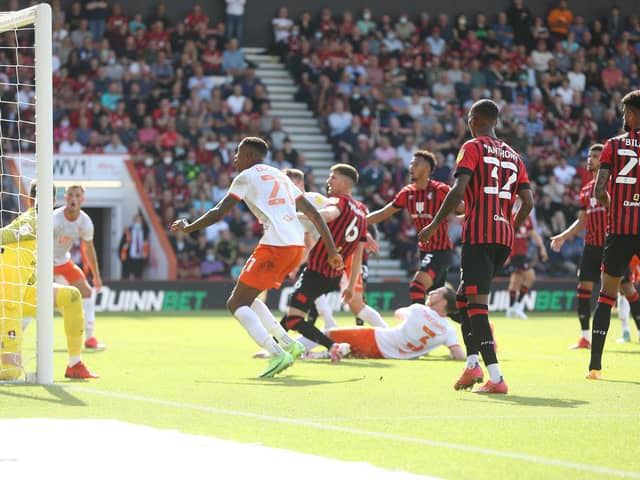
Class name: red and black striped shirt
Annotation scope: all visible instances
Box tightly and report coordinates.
[599,130,640,235]
[392,181,452,252]
[511,215,533,256]
[307,194,368,278]
[455,136,530,247]
[579,179,606,246]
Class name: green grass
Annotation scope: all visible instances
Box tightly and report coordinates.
[2,311,640,479]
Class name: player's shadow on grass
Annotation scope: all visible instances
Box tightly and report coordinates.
[54,348,104,354]
[608,349,640,355]
[599,378,640,386]
[332,359,395,368]
[463,395,588,408]
[201,376,365,387]
[0,385,85,406]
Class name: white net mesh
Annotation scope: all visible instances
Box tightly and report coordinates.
[0,13,38,381]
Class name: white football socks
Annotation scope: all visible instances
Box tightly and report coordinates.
[250,298,294,347]
[294,335,319,352]
[234,306,283,355]
[315,295,337,330]
[68,355,81,367]
[486,363,502,383]
[465,354,480,369]
[82,290,96,339]
[618,294,630,333]
[356,305,388,327]
[581,329,591,341]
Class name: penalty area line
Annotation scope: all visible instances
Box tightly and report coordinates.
[65,385,640,479]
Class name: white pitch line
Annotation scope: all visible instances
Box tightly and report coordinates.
[65,385,640,479]
[308,413,640,422]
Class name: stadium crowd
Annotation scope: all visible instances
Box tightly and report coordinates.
[42,0,281,280]
[3,0,637,280]
[276,1,640,277]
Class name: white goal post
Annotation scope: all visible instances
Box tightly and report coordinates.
[0,4,53,384]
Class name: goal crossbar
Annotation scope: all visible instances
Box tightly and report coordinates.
[0,5,39,33]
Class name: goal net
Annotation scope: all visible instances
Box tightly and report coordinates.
[0,4,53,384]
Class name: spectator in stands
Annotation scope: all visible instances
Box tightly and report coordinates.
[119,212,150,280]
[104,133,127,154]
[327,99,352,140]
[268,117,288,151]
[59,130,84,154]
[272,7,293,57]
[222,38,247,76]
[226,83,246,115]
[547,0,574,40]
[42,1,640,282]
[225,0,246,44]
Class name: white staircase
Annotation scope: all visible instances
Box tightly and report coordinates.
[243,48,408,282]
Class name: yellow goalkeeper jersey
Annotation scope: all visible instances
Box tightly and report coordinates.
[0,208,37,302]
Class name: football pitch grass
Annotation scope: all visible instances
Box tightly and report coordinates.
[2,310,639,479]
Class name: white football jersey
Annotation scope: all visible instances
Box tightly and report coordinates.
[301,191,330,241]
[53,207,94,266]
[375,304,459,359]
[228,164,305,246]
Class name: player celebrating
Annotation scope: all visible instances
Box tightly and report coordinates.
[368,150,459,304]
[326,286,464,360]
[53,185,104,349]
[587,90,640,380]
[1,181,98,380]
[506,211,548,319]
[171,137,342,378]
[281,164,368,362]
[419,99,533,394]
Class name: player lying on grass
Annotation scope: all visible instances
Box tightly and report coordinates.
[0,181,98,380]
[258,286,464,360]
[171,137,343,378]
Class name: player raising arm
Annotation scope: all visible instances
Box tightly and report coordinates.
[419,99,534,394]
[171,137,342,378]
[368,150,462,304]
[587,90,640,380]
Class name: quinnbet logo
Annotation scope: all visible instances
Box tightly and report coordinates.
[96,286,208,312]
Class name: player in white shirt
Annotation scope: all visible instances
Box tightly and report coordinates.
[53,185,104,349]
[170,137,343,378]
[310,286,464,360]
[283,169,336,329]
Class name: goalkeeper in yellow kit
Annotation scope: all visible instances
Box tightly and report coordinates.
[0,181,98,380]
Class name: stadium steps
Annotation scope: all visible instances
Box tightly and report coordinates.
[245,48,409,283]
